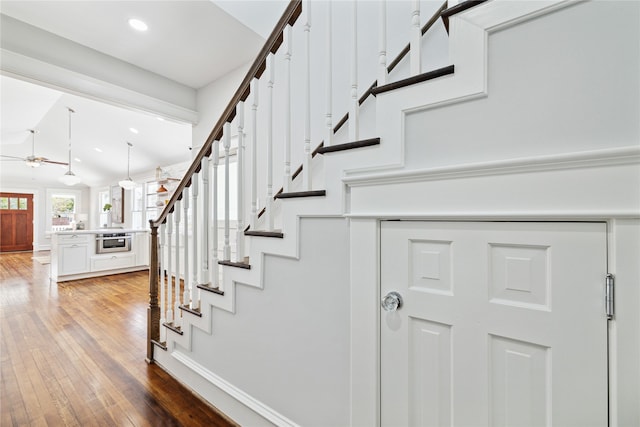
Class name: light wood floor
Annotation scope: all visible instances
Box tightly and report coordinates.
[0,251,236,427]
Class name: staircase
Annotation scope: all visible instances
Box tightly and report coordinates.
[146,0,481,424]
[121,0,640,422]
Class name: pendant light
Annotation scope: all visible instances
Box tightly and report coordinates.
[26,130,41,168]
[118,142,136,190]
[59,107,82,186]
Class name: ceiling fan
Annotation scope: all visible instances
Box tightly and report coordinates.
[0,129,68,168]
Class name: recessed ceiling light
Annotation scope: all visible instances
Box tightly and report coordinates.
[94,148,103,153]
[129,127,139,134]
[128,18,148,32]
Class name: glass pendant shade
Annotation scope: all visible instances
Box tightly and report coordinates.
[59,171,82,186]
[119,178,136,190]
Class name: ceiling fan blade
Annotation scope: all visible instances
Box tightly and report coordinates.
[41,159,69,166]
[1,154,27,161]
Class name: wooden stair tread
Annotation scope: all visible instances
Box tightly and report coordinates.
[163,322,184,335]
[371,65,455,96]
[291,141,325,180]
[244,230,284,238]
[151,339,167,351]
[218,260,251,270]
[275,190,326,199]
[317,138,380,154]
[197,284,224,295]
[441,0,488,33]
[179,305,202,317]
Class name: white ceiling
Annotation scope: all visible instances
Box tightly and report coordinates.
[1,75,194,187]
[0,0,287,188]
[0,0,268,89]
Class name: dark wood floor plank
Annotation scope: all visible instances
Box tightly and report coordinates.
[0,251,236,427]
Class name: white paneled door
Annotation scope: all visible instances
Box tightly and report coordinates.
[380,221,608,427]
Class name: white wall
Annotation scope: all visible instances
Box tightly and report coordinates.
[188,217,351,426]
[192,63,251,154]
[403,0,639,170]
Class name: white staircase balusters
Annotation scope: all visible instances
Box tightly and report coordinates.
[182,187,190,308]
[223,123,231,261]
[410,0,422,76]
[283,25,293,193]
[350,0,359,142]
[148,0,463,373]
[303,0,312,191]
[174,199,181,327]
[159,222,167,342]
[379,0,388,85]
[166,214,173,324]
[250,79,259,229]
[212,142,220,285]
[236,102,245,263]
[325,0,333,148]
[199,159,208,290]
[191,166,201,302]
[266,53,275,231]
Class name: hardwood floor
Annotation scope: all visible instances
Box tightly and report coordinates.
[0,251,236,427]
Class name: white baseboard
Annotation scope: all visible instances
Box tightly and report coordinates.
[153,349,300,427]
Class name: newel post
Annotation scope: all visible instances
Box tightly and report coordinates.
[147,223,160,364]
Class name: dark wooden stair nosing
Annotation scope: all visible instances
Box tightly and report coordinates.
[441,0,488,18]
[275,190,326,199]
[179,304,202,317]
[245,230,284,238]
[218,260,251,270]
[197,284,224,295]
[163,322,184,335]
[371,65,455,96]
[317,137,380,154]
[151,339,167,351]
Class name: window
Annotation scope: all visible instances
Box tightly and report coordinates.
[98,190,110,227]
[132,183,144,229]
[0,197,28,210]
[146,180,162,227]
[51,194,76,231]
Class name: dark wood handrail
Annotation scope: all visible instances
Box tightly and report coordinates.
[151,0,449,227]
[151,0,303,228]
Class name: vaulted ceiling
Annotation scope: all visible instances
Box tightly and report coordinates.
[0,0,287,187]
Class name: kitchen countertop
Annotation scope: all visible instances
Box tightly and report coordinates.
[53,229,149,235]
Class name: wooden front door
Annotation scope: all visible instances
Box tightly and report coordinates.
[0,193,34,252]
[381,221,608,426]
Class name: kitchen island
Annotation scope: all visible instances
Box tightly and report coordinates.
[50,229,149,282]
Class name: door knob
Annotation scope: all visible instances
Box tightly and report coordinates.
[381,291,403,312]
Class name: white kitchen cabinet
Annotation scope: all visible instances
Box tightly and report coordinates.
[58,233,90,244]
[91,253,136,272]
[50,230,149,282]
[58,243,89,275]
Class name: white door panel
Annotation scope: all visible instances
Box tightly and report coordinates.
[381,221,608,427]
